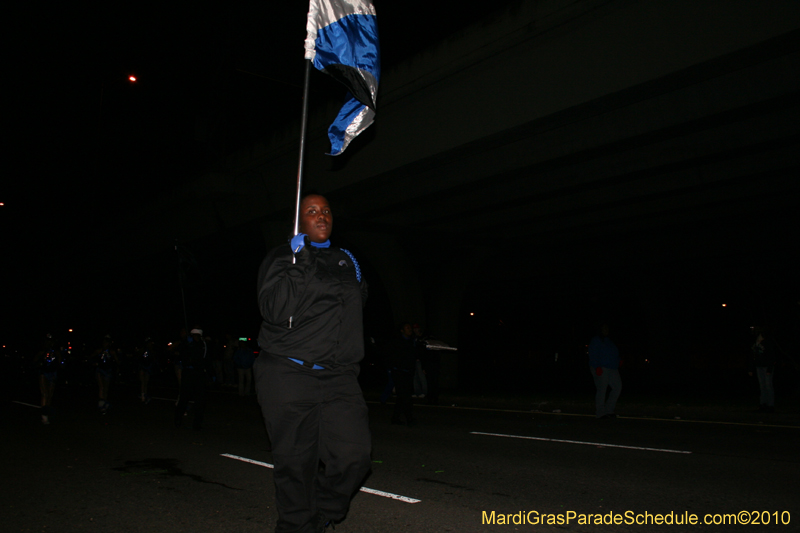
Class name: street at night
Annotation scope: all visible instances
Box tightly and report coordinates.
[5,380,799,532]
[4,1,800,531]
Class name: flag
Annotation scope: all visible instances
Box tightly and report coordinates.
[305,0,380,156]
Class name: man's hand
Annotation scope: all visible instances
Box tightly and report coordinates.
[291,233,308,254]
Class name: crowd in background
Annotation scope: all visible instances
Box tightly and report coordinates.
[1,321,788,426]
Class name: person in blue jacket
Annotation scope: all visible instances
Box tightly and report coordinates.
[750,328,776,413]
[588,322,621,419]
[254,194,370,533]
[36,334,60,424]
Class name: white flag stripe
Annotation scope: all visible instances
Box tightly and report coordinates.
[305,0,377,59]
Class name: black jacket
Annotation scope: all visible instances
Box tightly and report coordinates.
[257,243,367,369]
[385,334,417,372]
[752,339,776,373]
[183,339,209,373]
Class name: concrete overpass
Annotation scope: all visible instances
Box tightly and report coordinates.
[104,0,800,380]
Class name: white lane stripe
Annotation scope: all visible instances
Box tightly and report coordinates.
[365,401,799,429]
[221,453,274,469]
[357,487,420,503]
[12,401,41,408]
[471,432,692,454]
[221,453,421,503]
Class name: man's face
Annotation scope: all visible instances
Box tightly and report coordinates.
[299,195,332,243]
[401,324,413,337]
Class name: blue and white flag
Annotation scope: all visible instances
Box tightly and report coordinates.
[305,0,380,156]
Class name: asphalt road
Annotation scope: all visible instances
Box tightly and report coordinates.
[4,384,799,533]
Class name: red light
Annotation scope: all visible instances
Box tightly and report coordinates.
[129,76,137,82]
[722,304,727,307]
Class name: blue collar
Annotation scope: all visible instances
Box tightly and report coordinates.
[310,240,331,248]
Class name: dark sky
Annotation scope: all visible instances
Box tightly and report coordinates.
[5,1,525,343]
[9,0,526,223]
[11,1,524,219]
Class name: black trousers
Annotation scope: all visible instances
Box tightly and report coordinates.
[254,354,371,533]
[175,369,207,429]
[426,367,441,405]
[391,367,414,424]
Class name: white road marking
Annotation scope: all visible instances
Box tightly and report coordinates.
[12,401,41,408]
[357,487,421,503]
[365,402,797,429]
[471,431,692,454]
[221,453,421,503]
[221,453,274,468]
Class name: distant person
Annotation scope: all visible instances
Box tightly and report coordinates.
[415,325,444,406]
[412,323,427,399]
[379,340,395,405]
[204,333,223,388]
[174,328,209,430]
[137,337,157,404]
[223,334,238,387]
[750,328,776,413]
[234,339,255,396]
[36,334,60,424]
[253,193,371,532]
[93,335,119,414]
[387,322,417,425]
[170,328,189,389]
[588,323,621,419]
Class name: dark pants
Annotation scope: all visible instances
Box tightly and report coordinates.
[379,368,394,404]
[391,367,414,424]
[426,367,441,405]
[175,369,207,429]
[254,354,371,533]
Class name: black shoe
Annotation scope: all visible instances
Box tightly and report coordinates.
[315,513,333,532]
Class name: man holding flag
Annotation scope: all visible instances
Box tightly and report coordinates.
[253,4,379,532]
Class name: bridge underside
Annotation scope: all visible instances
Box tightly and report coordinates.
[90,2,798,382]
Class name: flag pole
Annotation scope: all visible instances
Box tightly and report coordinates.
[293,59,313,237]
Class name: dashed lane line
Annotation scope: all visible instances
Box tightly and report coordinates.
[471,431,692,454]
[221,453,421,503]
